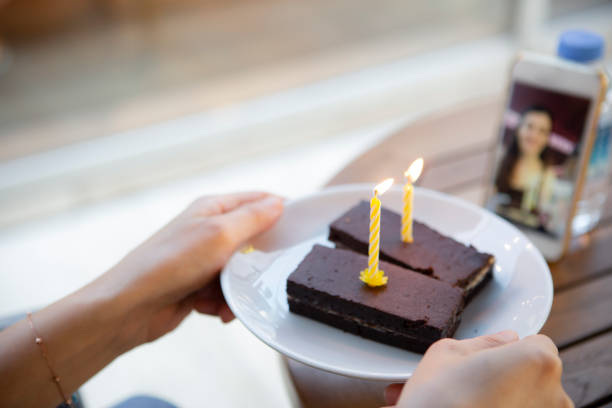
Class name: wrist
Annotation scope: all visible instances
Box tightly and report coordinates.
[75,271,150,354]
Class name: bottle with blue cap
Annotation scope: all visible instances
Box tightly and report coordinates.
[557,29,611,236]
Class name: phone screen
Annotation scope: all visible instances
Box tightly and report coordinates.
[486,81,592,239]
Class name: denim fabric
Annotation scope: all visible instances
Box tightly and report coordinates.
[111,395,179,408]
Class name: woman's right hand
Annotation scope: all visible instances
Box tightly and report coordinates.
[384,331,573,408]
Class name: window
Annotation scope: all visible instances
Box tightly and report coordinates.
[0,0,610,226]
[0,0,514,160]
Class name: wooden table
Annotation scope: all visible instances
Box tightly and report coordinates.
[283,99,612,408]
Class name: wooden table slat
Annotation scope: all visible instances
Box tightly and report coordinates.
[541,272,612,349]
[325,98,502,187]
[552,224,612,291]
[561,330,612,408]
[419,148,491,193]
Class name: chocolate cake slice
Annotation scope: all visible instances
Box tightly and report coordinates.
[328,201,495,302]
[287,244,464,353]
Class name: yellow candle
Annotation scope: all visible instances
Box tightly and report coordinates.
[402,158,424,243]
[402,183,414,242]
[360,178,393,287]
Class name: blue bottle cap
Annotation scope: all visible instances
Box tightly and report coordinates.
[557,29,604,63]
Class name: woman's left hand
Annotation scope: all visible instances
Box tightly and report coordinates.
[0,192,283,408]
[92,192,283,348]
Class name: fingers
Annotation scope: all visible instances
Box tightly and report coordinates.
[193,298,234,322]
[484,334,562,383]
[190,192,271,216]
[217,303,235,323]
[384,383,404,405]
[192,278,235,323]
[561,393,575,408]
[194,276,223,299]
[216,195,283,248]
[508,335,563,381]
[193,298,219,315]
[520,334,559,356]
[193,278,224,313]
[452,330,519,354]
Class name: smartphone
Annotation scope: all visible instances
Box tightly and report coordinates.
[484,53,607,261]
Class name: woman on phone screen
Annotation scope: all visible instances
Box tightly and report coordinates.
[495,105,557,229]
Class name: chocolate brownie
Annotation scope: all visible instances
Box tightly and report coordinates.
[328,201,495,301]
[286,244,465,353]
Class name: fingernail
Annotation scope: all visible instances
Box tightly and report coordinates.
[492,330,519,343]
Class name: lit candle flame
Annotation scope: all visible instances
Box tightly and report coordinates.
[404,158,424,183]
[374,178,394,196]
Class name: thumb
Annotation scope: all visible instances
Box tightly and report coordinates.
[216,195,283,248]
[457,330,519,353]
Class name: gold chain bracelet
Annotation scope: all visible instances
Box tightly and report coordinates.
[27,313,73,407]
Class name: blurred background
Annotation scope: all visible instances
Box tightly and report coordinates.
[0,0,611,407]
[0,0,610,226]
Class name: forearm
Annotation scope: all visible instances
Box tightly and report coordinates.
[0,279,138,408]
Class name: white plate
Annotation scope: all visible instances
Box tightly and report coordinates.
[220,185,553,381]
